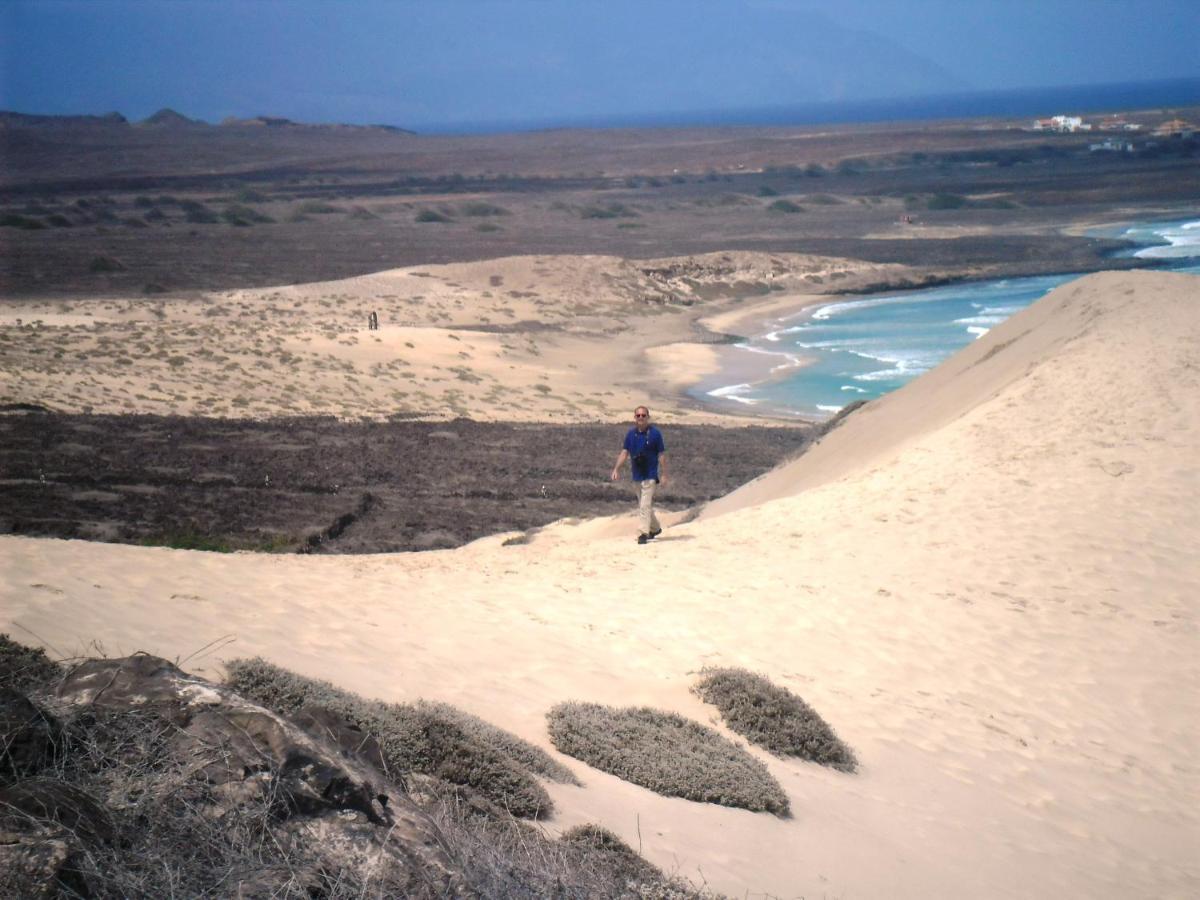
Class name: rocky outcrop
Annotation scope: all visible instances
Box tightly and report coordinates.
[0,654,472,897]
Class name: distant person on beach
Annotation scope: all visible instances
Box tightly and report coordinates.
[611,405,668,544]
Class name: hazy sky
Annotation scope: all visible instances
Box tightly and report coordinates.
[2,0,1197,130]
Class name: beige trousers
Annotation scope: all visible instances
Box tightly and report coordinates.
[637,479,661,536]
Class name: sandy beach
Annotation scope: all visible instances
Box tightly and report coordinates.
[4,269,1198,898]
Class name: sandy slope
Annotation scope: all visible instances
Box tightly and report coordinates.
[3,270,1198,898]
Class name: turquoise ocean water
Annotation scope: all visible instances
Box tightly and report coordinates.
[698,218,1200,419]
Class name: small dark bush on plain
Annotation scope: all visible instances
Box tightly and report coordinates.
[297,200,344,215]
[180,200,219,223]
[416,208,454,223]
[0,214,46,230]
[46,214,72,227]
[460,201,510,217]
[767,199,804,214]
[88,255,125,273]
[0,634,61,693]
[580,203,638,219]
[546,701,790,816]
[225,657,568,817]
[221,204,274,226]
[692,667,857,772]
[756,185,779,197]
[927,193,967,210]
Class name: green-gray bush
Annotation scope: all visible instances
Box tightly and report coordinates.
[579,203,638,219]
[88,255,125,273]
[221,204,274,226]
[180,200,219,223]
[0,634,61,692]
[297,200,344,215]
[0,214,46,230]
[558,824,664,887]
[416,208,454,223]
[692,667,857,772]
[546,702,790,816]
[927,193,967,210]
[767,199,804,214]
[225,657,571,818]
[460,202,510,217]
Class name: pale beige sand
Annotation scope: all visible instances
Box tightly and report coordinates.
[0,251,906,424]
[3,270,1198,898]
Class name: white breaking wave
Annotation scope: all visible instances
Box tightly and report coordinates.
[816,404,844,412]
[954,314,1007,326]
[707,383,759,405]
[1131,219,1200,259]
[840,385,868,393]
[967,326,990,339]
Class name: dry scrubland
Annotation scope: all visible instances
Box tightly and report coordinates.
[0,250,909,422]
[3,271,1198,898]
[3,109,1197,298]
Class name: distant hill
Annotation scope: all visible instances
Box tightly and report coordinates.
[0,109,413,135]
[139,108,204,128]
[0,110,127,129]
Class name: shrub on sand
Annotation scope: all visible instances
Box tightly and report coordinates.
[546,701,790,816]
[225,657,569,817]
[558,824,666,888]
[692,667,857,772]
[425,788,711,898]
[0,634,62,692]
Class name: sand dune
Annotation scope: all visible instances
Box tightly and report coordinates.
[3,270,1197,898]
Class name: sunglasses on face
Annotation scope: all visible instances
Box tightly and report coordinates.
[634,414,648,419]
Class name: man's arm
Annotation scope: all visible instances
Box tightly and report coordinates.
[658,451,668,485]
[611,449,629,481]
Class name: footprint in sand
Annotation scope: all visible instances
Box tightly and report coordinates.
[1095,460,1134,477]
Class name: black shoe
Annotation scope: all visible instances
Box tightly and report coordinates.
[649,527,662,539]
[637,533,650,544]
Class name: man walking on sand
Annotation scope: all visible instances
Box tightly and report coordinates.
[611,406,668,544]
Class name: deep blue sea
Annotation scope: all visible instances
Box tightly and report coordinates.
[698,218,1200,419]
[438,78,1200,134]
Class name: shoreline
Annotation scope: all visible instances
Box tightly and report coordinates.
[671,214,1200,422]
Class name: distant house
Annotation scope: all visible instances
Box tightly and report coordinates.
[1154,118,1196,138]
[1033,115,1087,133]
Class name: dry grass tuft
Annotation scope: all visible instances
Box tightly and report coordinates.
[224,657,568,817]
[0,634,62,693]
[692,667,857,772]
[546,702,790,816]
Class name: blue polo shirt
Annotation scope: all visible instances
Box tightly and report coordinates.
[624,425,665,482]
